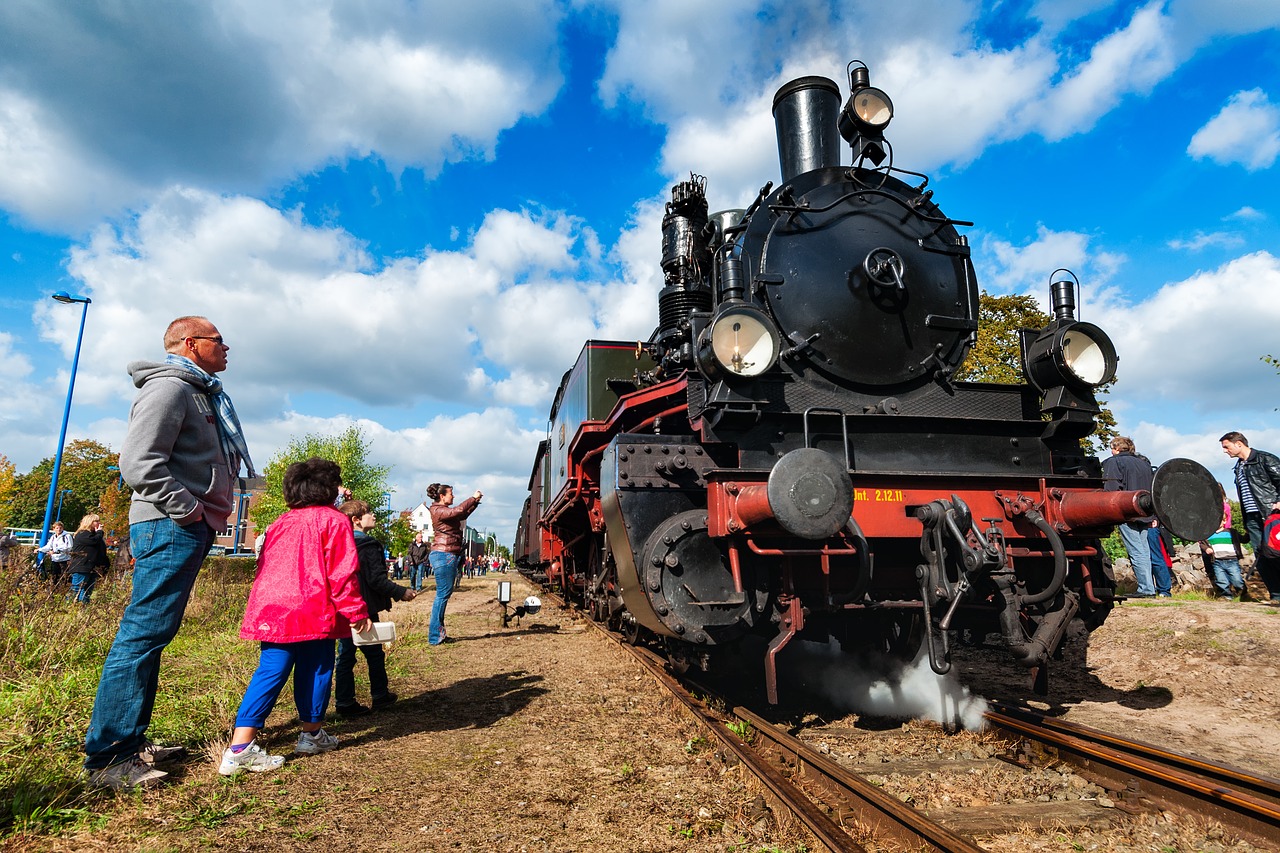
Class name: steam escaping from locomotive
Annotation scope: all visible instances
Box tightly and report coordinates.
[786,640,990,732]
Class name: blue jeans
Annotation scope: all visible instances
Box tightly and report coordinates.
[235,640,335,727]
[84,518,214,769]
[1146,527,1172,595]
[428,552,461,644]
[1118,522,1154,595]
[410,562,427,591]
[70,572,98,603]
[1210,556,1244,596]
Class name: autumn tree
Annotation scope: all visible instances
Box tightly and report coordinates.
[249,425,392,536]
[6,440,120,530]
[0,454,15,528]
[955,290,1116,455]
[387,514,415,557]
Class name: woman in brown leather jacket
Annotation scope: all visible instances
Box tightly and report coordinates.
[426,482,482,644]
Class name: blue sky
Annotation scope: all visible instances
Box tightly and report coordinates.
[2,0,1279,540]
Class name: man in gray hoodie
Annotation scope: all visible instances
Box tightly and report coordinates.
[84,316,255,790]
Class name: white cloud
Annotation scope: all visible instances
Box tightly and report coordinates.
[1096,252,1280,404]
[0,0,566,229]
[976,226,1125,298]
[254,408,546,538]
[1166,231,1246,251]
[1188,89,1280,171]
[1227,206,1265,221]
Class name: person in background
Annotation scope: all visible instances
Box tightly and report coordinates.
[1201,483,1245,600]
[68,514,111,603]
[335,500,415,716]
[85,315,252,791]
[36,521,74,583]
[426,482,481,645]
[1146,524,1175,598]
[220,458,370,776]
[1101,436,1157,597]
[407,531,430,592]
[0,530,18,570]
[1220,431,1280,604]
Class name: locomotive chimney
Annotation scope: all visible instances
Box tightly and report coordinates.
[772,76,842,183]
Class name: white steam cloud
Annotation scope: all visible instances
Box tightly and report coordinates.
[785,640,989,731]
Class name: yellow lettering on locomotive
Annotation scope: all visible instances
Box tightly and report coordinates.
[854,489,868,501]
[872,489,904,502]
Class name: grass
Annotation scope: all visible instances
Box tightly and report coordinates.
[0,558,258,838]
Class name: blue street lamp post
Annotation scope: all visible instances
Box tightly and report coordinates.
[56,489,71,522]
[37,291,92,563]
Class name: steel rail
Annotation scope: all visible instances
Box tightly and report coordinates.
[985,702,1280,847]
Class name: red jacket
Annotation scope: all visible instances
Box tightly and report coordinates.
[240,505,368,642]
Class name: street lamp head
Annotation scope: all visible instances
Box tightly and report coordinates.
[52,291,91,305]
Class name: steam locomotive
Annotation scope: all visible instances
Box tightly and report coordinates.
[514,62,1218,703]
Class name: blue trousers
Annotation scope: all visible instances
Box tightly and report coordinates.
[234,640,335,728]
[1119,522,1154,595]
[84,518,214,769]
[1146,527,1172,596]
[428,551,461,644]
[410,562,427,591]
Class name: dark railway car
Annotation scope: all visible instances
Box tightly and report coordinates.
[515,62,1219,702]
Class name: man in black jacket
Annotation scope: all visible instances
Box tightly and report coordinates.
[337,500,417,715]
[408,531,431,592]
[1221,431,1280,603]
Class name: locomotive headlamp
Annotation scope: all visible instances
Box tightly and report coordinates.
[839,61,894,164]
[707,305,780,377]
[846,87,893,131]
[1023,321,1118,391]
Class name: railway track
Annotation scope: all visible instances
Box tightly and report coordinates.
[552,592,1280,851]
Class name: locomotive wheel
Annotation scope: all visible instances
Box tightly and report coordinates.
[884,612,925,660]
[590,595,607,623]
[620,610,641,645]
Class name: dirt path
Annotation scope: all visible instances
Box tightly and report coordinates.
[44,574,802,853]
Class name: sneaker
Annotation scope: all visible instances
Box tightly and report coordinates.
[371,692,397,710]
[138,740,187,765]
[295,729,339,755]
[335,702,370,717]
[218,741,285,776]
[87,756,169,791]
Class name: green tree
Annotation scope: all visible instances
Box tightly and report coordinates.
[0,454,15,528]
[387,514,415,556]
[7,440,120,530]
[953,291,1050,384]
[249,425,392,535]
[955,290,1116,455]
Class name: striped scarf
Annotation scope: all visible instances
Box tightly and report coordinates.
[164,354,257,478]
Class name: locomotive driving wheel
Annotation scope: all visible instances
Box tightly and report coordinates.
[619,610,641,645]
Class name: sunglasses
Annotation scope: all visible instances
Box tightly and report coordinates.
[189,335,226,345]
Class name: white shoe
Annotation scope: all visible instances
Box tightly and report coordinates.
[218,741,284,776]
[295,729,339,755]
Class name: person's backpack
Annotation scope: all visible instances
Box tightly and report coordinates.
[1261,511,1280,560]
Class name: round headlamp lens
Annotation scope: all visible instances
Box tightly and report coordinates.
[710,307,778,377]
[1061,329,1108,385]
[853,87,893,128]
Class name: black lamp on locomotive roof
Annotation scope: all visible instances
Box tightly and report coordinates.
[839,60,894,165]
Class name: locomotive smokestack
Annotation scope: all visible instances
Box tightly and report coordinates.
[772,76,842,183]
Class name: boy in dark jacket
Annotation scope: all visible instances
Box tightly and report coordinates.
[336,500,416,715]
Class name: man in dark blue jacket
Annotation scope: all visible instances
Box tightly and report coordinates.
[1102,436,1157,596]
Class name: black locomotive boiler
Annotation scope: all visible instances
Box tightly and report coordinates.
[514,62,1218,703]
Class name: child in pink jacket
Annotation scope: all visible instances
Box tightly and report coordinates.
[219,458,371,776]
